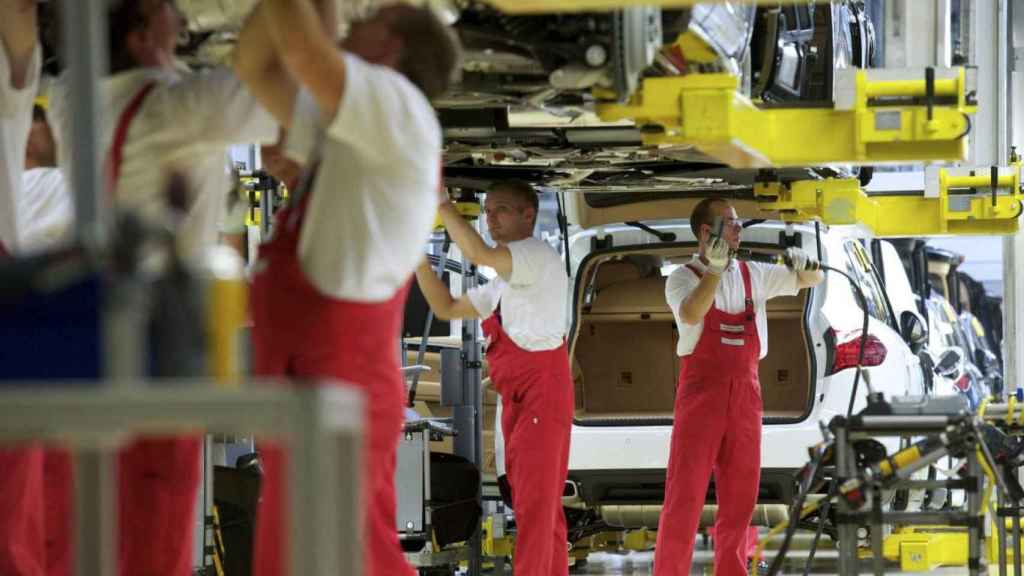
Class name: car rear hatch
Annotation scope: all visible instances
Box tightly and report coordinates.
[564,192,817,427]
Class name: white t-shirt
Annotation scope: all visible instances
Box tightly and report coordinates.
[665,255,799,359]
[0,45,40,254]
[286,54,441,302]
[467,237,568,352]
[48,66,277,262]
[19,168,72,252]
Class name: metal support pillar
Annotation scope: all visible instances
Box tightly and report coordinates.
[459,251,484,576]
[884,0,952,68]
[968,449,983,576]
[1008,0,1024,396]
[60,0,108,244]
[835,424,859,575]
[260,179,276,240]
[74,448,116,576]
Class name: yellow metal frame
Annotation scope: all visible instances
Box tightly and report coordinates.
[752,163,1024,237]
[597,69,975,168]
[882,527,969,572]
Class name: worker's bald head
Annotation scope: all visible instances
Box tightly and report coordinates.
[343,4,461,100]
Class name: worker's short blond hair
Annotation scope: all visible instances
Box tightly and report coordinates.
[488,180,539,227]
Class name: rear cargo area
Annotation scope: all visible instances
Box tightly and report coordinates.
[570,248,813,423]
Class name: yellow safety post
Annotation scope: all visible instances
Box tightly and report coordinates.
[597,67,975,168]
[205,249,249,386]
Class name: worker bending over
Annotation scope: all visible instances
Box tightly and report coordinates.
[234,0,460,574]
[416,180,574,576]
[655,198,824,576]
[44,1,279,574]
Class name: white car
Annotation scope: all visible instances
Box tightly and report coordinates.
[496,195,929,540]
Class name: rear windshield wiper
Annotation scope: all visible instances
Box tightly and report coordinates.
[624,221,676,242]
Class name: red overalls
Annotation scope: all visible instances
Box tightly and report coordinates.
[654,261,763,576]
[483,306,574,576]
[0,243,52,574]
[249,183,414,576]
[0,82,201,576]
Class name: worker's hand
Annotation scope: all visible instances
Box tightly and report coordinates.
[784,247,816,271]
[438,182,451,207]
[705,237,731,275]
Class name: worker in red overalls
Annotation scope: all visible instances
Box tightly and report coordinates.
[415,180,573,576]
[235,1,460,575]
[655,198,824,576]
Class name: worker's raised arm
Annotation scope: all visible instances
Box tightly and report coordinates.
[783,247,826,289]
[234,0,297,127]
[415,259,481,321]
[0,0,37,91]
[264,0,347,120]
[679,274,721,325]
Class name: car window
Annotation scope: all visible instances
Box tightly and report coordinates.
[843,240,896,327]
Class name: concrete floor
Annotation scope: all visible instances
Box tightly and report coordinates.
[465,532,982,575]
[567,550,973,575]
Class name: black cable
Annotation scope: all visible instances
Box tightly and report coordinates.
[803,479,838,576]
[767,442,831,576]
[555,191,572,279]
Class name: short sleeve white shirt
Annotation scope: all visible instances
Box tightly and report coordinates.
[290,54,442,302]
[19,168,72,252]
[665,255,799,359]
[0,44,40,253]
[49,66,277,261]
[467,237,568,351]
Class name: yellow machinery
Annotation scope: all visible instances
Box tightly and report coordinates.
[597,67,977,168]
[751,160,1024,237]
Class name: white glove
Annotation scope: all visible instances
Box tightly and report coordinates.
[785,247,815,271]
[706,237,731,275]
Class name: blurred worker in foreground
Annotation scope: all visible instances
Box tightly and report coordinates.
[415,180,574,576]
[0,3,71,575]
[42,1,280,574]
[655,198,823,576]
[234,0,460,574]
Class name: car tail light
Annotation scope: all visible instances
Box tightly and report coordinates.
[826,328,888,376]
[954,373,971,393]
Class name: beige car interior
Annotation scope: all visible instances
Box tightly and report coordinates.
[570,245,812,422]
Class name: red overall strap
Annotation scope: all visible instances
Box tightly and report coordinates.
[107,82,158,193]
[739,260,754,320]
